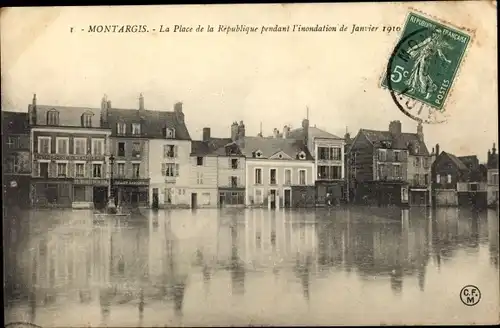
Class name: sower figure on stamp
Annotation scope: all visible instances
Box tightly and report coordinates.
[405,29,453,99]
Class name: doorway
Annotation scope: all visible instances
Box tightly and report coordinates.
[46,184,58,205]
[284,189,291,208]
[93,187,108,210]
[270,189,276,209]
[152,188,159,210]
[191,193,198,209]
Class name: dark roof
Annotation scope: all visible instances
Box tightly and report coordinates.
[235,136,314,160]
[487,153,498,169]
[107,108,191,140]
[444,152,468,171]
[191,137,233,156]
[457,155,479,169]
[2,111,29,134]
[360,129,430,156]
[31,104,104,128]
[288,126,342,140]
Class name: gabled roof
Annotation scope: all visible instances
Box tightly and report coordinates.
[31,104,104,128]
[444,152,468,171]
[2,111,29,134]
[360,129,430,156]
[107,108,191,140]
[288,126,342,140]
[235,136,314,160]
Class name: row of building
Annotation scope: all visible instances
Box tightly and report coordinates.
[2,94,499,209]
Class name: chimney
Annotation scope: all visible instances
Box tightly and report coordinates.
[431,147,435,155]
[100,94,108,126]
[435,143,440,156]
[282,125,290,139]
[238,121,246,139]
[273,128,279,139]
[389,120,402,135]
[302,118,309,145]
[417,122,424,141]
[231,121,239,141]
[493,142,497,155]
[202,127,211,142]
[139,93,145,111]
[174,102,184,123]
[29,93,37,125]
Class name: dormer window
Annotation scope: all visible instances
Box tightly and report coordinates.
[298,151,306,160]
[381,140,393,148]
[254,150,263,158]
[46,109,59,125]
[132,123,141,135]
[165,127,175,139]
[117,122,126,135]
[81,111,93,128]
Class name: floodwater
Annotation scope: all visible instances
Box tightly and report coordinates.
[3,206,499,326]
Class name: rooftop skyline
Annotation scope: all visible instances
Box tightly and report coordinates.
[1,3,497,161]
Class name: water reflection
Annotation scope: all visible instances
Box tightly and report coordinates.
[3,207,498,326]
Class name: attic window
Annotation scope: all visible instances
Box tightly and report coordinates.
[298,151,306,160]
[381,140,392,148]
[46,109,59,125]
[278,153,283,159]
[81,112,93,128]
[165,127,176,139]
[255,150,263,158]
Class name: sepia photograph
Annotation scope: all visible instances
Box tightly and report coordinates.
[1,2,498,327]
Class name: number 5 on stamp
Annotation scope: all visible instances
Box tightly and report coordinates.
[381,12,472,111]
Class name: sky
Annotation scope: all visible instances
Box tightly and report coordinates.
[1,2,497,161]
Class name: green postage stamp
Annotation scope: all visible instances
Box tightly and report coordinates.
[382,12,472,111]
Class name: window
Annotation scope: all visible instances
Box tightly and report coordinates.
[6,136,19,149]
[197,172,203,184]
[57,162,67,177]
[74,138,87,155]
[424,174,429,185]
[75,163,85,177]
[299,170,306,185]
[91,139,104,156]
[378,164,386,180]
[92,164,102,178]
[117,122,126,135]
[298,151,306,160]
[447,174,452,183]
[394,151,401,162]
[46,109,59,125]
[81,113,92,127]
[202,193,210,205]
[414,157,420,167]
[56,138,69,155]
[284,169,291,185]
[270,169,277,185]
[255,189,263,204]
[164,145,177,158]
[378,149,387,161]
[393,165,401,178]
[231,158,239,169]
[132,142,141,158]
[38,137,51,154]
[413,174,419,185]
[318,165,341,180]
[117,142,125,157]
[231,176,238,187]
[197,157,204,166]
[5,155,20,173]
[117,163,125,177]
[492,173,499,185]
[219,191,245,205]
[39,162,49,177]
[165,127,175,139]
[163,188,173,204]
[254,168,262,185]
[423,157,429,168]
[162,163,179,177]
[132,163,140,178]
[73,186,86,202]
[436,174,441,183]
[132,123,141,135]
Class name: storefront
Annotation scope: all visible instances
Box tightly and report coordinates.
[31,178,74,208]
[114,179,149,208]
[218,188,245,208]
[72,178,108,209]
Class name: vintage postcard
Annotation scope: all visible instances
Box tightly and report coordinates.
[1,2,498,327]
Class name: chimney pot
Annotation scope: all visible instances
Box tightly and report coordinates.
[202,127,211,142]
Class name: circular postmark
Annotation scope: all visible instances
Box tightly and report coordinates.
[385,27,449,124]
[460,285,481,306]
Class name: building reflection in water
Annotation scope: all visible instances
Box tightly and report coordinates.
[4,206,496,326]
